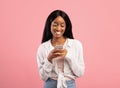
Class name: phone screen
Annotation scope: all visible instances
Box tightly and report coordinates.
[54,45,63,49]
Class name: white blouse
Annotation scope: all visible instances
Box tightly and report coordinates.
[37,38,85,88]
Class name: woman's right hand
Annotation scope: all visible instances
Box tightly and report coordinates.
[47,48,67,63]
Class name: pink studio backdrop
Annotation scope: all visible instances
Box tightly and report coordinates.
[0,0,120,88]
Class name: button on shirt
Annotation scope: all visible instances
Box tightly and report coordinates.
[37,38,85,88]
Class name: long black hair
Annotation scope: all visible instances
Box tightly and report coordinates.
[41,10,74,43]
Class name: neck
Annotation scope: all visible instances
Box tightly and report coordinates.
[51,37,66,46]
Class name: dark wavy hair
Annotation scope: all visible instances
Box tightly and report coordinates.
[41,10,74,43]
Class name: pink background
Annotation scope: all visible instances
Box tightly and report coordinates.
[0,0,120,88]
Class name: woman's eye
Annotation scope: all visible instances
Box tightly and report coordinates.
[61,24,65,27]
[53,24,57,26]
[52,22,58,26]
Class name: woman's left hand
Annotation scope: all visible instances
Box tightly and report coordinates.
[56,48,67,58]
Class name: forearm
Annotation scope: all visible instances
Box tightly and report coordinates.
[37,58,53,81]
[65,56,85,77]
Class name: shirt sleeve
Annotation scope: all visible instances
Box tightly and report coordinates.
[36,45,53,81]
[65,40,85,77]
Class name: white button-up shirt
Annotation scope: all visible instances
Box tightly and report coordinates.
[37,38,85,88]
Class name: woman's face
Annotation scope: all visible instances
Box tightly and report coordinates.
[51,16,66,39]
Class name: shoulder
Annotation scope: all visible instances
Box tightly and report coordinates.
[37,40,50,52]
[67,38,82,46]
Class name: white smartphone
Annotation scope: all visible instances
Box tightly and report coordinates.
[54,45,63,49]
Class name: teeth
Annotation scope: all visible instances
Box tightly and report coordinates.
[55,32,61,34]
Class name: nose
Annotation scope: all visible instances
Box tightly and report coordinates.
[56,25,61,31]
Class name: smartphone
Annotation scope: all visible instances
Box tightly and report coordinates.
[54,45,63,49]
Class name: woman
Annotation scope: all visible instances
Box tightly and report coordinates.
[37,10,85,88]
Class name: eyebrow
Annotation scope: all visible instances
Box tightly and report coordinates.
[53,21,65,24]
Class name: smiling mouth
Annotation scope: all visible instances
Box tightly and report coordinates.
[55,31,61,34]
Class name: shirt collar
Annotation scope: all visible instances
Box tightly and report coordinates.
[44,38,73,48]
[66,38,72,47]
